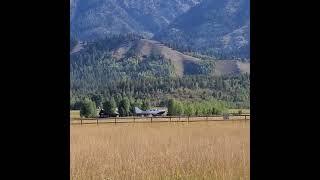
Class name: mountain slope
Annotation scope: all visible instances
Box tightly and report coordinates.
[154,0,250,59]
[71,35,249,78]
[70,35,250,108]
[129,39,201,76]
[70,0,201,40]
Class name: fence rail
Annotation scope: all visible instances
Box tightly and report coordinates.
[70,114,250,125]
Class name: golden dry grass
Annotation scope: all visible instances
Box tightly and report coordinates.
[228,109,250,114]
[71,110,80,119]
[71,121,249,180]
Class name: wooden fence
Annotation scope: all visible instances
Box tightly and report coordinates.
[70,114,250,125]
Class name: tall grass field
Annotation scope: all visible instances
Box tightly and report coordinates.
[228,109,250,114]
[70,110,80,119]
[71,121,249,179]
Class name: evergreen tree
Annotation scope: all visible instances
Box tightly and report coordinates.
[80,98,97,118]
[175,101,184,115]
[167,99,176,116]
[91,94,103,108]
[118,97,130,116]
[141,100,150,111]
[184,105,194,116]
[103,97,117,114]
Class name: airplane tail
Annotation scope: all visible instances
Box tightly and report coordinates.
[134,107,143,114]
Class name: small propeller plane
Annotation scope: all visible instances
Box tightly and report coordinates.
[134,107,167,116]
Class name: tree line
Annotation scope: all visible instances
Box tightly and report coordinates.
[71,73,250,110]
[76,96,228,118]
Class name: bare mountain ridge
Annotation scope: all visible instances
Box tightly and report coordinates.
[71,36,249,76]
[215,60,249,75]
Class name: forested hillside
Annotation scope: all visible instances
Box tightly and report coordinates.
[70,34,250,110]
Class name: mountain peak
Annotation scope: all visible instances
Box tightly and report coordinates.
[71,0,202,40]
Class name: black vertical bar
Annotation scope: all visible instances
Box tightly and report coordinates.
[80,119,82,125]
[134,117,135,123]
[151,117,153,123]
[170,117,171,122]
[97,118,98,125]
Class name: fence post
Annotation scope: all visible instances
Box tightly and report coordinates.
[245,115,247,120]
[170,117,171,122]
[151,117,153,123]
[179,116,181,121]
[80,119,82,125]
[188,116,190,123]
[115,117,117,124]
[206,116,208,121]
[97,118,98,125]
[134,117,135,123]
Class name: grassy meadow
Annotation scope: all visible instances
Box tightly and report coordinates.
[228,109,250,114]
[70,110,80,119]
[71,121,249,180]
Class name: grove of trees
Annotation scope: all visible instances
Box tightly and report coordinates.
[78,96,228,117]
[167,99,227,116]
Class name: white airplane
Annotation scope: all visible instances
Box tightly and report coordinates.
[134,107,167,116]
